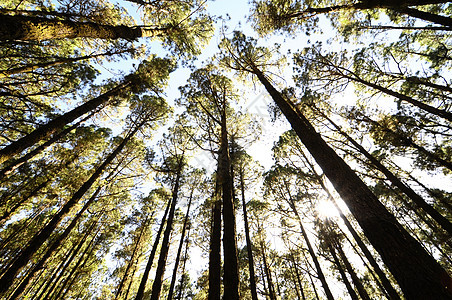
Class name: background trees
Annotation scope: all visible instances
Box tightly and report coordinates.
[0,0,451,299]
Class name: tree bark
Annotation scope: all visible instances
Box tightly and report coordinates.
[396,7,452,28]
[0,14,156,41]
[251,66,452,299]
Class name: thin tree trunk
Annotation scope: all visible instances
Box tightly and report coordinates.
[0,109,97,180]
[290,253,307,300]
[208,198,221,300]
[251,66,452,299]
[50,228,100,300]
[0,123,140,295]
[320,112,452,235]
[135,195,173,300]
[329,242,359,300]
[8,186,103,300]
[167,185,193,300]
[291,203,335,300]
[115,217,149,299]
[0,80,132,165]
[150,164,182,300]
[334,238,371,300]
[341,73,452,122]
[176,224,191,300]
[0,48,133,77]
[259,237,276,300]
[36,217,99,300]
[239,166,259,300]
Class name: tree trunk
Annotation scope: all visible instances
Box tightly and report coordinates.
[334,238,371,300]
[150,164,182,300]
[329,242,359,300]
[50,228,100,299]
[8,186,102,300]
[289,253,307,300]
[167,185,193,300]
[291,203,335,300]
[208,198,221,300]
[261,243,277,300]
[36,217,99,300]
[115,216,149,299]
[251,66,452,299]
[299,146,401,299]
[342,73,452,122]
[0,48,132,78]
[396,7,452,28]
[239,166,259,300]
[135,194,173,300]
[321,113,452,235]
[0,124,140,296]
[0,109,96,180]
[219,117,240,300]
[176,224,191,300]
[0,80,131,165]
[0,14,160,41]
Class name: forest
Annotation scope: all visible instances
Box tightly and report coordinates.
[0,0,451,299]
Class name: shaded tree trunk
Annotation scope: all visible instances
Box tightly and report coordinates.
[208,197,221,300]
[115,216,149,300]
[251,65,452,299]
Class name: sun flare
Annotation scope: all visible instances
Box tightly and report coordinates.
[317,200,339,219]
